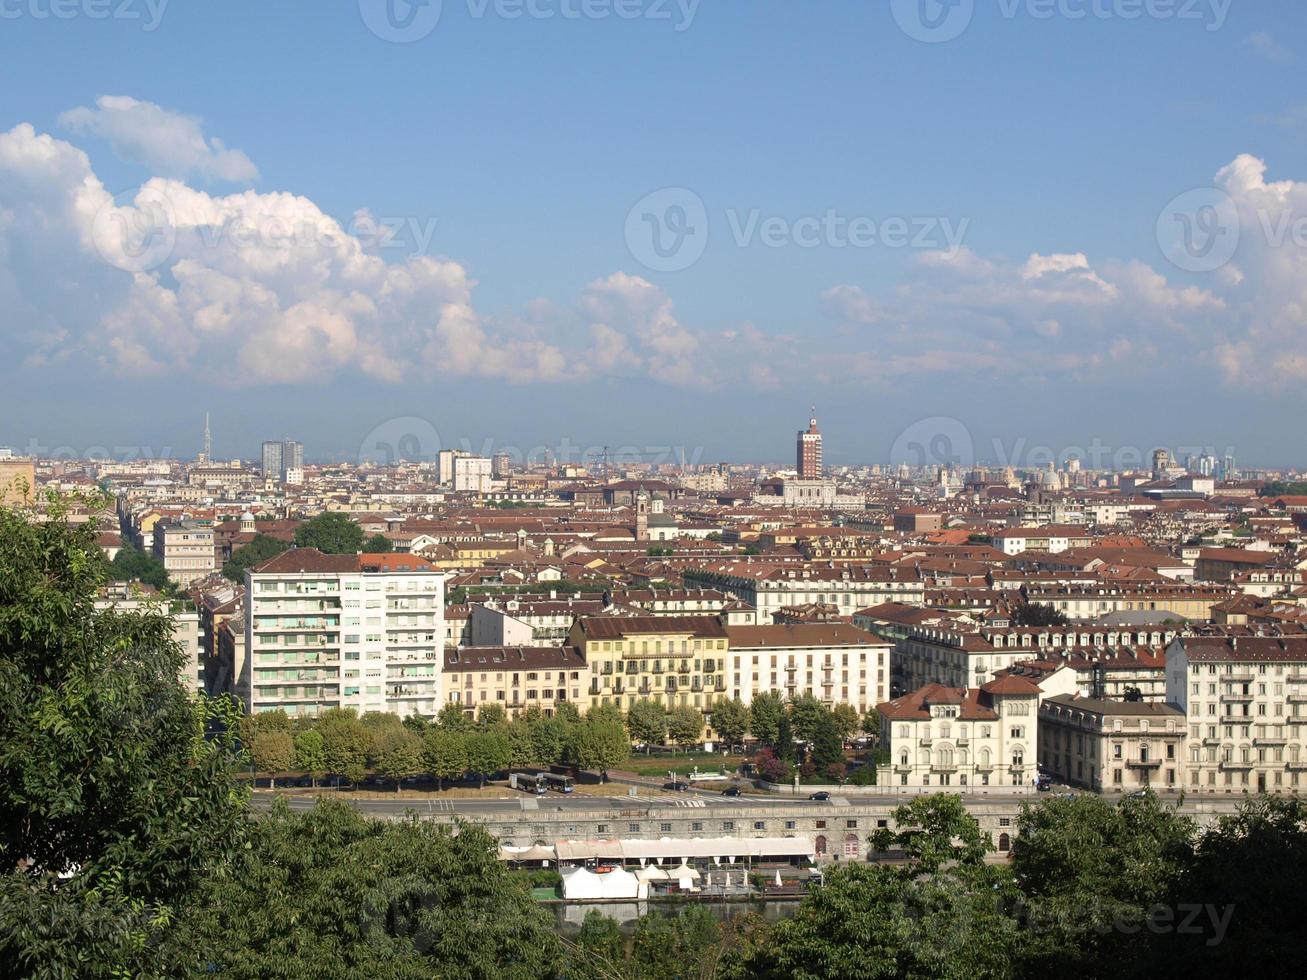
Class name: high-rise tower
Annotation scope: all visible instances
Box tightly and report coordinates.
[200,412,212,464]
[796,408,823,479]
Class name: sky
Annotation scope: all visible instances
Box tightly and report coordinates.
[2,0,1307,468]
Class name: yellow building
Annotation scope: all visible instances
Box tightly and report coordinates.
[568,615,729,715]
[0,458,35,506]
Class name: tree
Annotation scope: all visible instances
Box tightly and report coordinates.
[316,707,369,784]
[569,717,629,777]
[709,697,750,748]
[359,710,404,766]
[666,705,704,752]
[293,513,364,555]
[830,703,860,744]
[374,728,424,791]
[222,532,290,582]
[532,714,569,766]
[1011,601,1069,627]
[876,794,993,875]
[293,729,326,787]
[422,728,468,790]
[809,713,845,772]
[436,701,474,732]
[860,709,881,740]
[464,730,511,787]
[477,702,508,730]
[165,799,564,978]
[553,701,582,725]
[506,715,537,767]
[362,532,393,553]
[0,502,248,977]
[106,542,171,591]
[626,699,668,750]
[251,730,297,788]
[787,692,828,743]
[749,690,784,746]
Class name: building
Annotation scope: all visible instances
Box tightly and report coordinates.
[0,457,36,506]
[261,439,302,483]
[726,623,891,712]
[877,676,1041,790]
[796,409,823,479]
[95,583,204,695]
[452,454,494,493]
[151,518,215,588]
[686,563,925,622]
[567,615,729,716]
[244,549,445,718]
[893,509,942,533]
[443,645,586,717]
[1038,695,1186,792]
[1165,634,1307,794]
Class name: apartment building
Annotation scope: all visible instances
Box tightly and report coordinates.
[684,563,925,621]
[725,623,891,713]
[151,518,215,588]
[1165,634,1307,794]
[877,676,1041,790]
[1038,695,1186,792]
[443,645,586,716]
[991,525,1092,556]
[244,549,444,718]
[567,615,729,714]
[1022,582,1235,621]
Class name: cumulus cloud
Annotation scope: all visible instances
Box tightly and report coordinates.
[59,95,259,183]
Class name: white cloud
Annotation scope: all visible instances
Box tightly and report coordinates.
[1242,32,1289,63]
[59,96,259,183]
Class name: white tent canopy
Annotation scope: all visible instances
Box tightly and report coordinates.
[550,837,816,865]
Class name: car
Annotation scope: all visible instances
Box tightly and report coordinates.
[1126,789,1152,800]
[808,791,831,802]
[721,786,742,797]
[663,781,690,792]
[1036,776,1052,791]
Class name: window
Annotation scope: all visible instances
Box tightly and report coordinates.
[628,823,640,833]
[753,821,766,830]
[660,822,672,833]
[721,821,735,831]
[846,819,858,829]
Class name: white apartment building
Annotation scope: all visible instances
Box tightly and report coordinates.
[726,623,891,713]
[244,549,444,719]
[877,676,1041,791]
[685,564,925,622]
[452,454,493,493]
[1038,695,1186,793]
[1165,634,1307,794]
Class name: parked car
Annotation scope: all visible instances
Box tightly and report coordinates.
[663,780,690,792]
[721,786,742,797]
[1036,775,1053,791]
[808,791,831,802]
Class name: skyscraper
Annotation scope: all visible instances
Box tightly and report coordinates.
[261,439,303,483]
[261,440,282,481]
[796,408,823,479]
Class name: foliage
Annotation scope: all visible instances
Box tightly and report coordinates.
[422,728,469,790]
[293,729,326,785]
[626,699,668,749]
[1010,601,1070,627]
[107,541,171,591]
[464,730,512,786]
[373,729,425,789]
[709,696,750,747]
[666,705,704,750]
[292,512,364,555]
[830,703,860,743]
[0,503,249,978]
[222,532,290,583]
[748,690,784,746]
[316,707,369,783]
[362,532,394,552]
[809,713,845,771]
[251,730,297,781]
[568,716,630,774]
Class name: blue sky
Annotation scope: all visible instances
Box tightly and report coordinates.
[2,0,1307,467]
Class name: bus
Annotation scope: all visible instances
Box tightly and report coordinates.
[509,771,547,795]
[540,772,574,794]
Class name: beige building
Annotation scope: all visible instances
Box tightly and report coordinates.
[95,583,204,695]
[151,519,215,588]
[1038,695,1186,792]
[0,457,36,506]
[443,645,586,717]
[726,623,891,713]
[877,676,1042,791]
[1166,634,1307,794]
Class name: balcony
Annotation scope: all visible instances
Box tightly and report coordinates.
[1201,737,1221,747]
[918,736,932,746]
[1253,736,1287,746]
[1126,758,1163,769]
[1220,672,1254,683]
[1220,693,1254,703]
[1218,759,1254,770]
[1286,674,1307,684]
[1289,716,1307,725]
[1288,693,1307,704]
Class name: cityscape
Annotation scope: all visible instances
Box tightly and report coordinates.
[3,3,1307,979]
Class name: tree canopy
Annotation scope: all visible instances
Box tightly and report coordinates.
[293,512,365,554]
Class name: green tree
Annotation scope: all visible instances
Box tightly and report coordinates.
[666,705,704,752]
[373,728,424,791]
[709,697,750,748]
[362,532,393,552]
[359,710,404,766]
[809,713,845,772]
[875,794,993,875]
[572,909,624,973]
[553,700,582,725]
[106,542,170,591]
[532,714,569,766]
[293,513,364,554]
[422,728,468,791]
[222,532,290,582]
[166,799,563,978]
[293,729,326,787]
[830,703,860,743]
[316,707,369,784]
[787,692,828,743]
[860,709,881,740]
[749,690,784,747]
[1010,601,1069,627]
[0,502,248,977]
[570,717,630,777]
[506,715,538,767]
[251,730,297,788]
[464,730,511,787]
[477,702,508,730]
[626,699,668,751]
[437,701,474,732]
